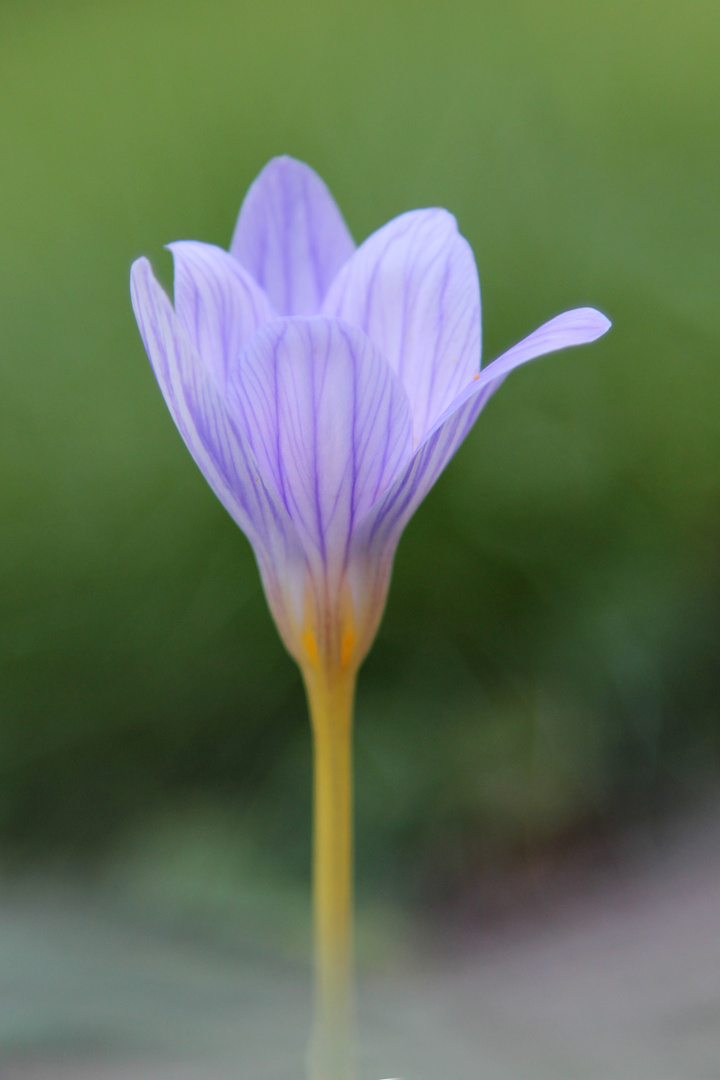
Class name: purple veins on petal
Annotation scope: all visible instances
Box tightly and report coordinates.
[352,305,612,576]
[353,386,489,565]
[416,306,614,452]
[322,208,481,447]
[229,316,413,582]
[230,156,356,318]
[131,152,613,665]
[475,307,612,392]
[169,240,275,389]
[129,257,305,617]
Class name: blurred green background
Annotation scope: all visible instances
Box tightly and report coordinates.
[1,0,719,920]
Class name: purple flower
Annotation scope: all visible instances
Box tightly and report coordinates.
[130,156,610,677]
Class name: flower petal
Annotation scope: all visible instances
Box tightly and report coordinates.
[130,257,306,632]
[230,156,356,316]
[476,307,612,391]
[352,306,612,579]
[229,316,413,586]
[421,307,614,447]
[322,209,481,446]
[349,388,487,587]
[169,240,274,389]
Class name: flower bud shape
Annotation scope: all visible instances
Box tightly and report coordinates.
[131,157,610,679]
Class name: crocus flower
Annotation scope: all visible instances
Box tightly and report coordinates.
[131,156,610,681]
[130,156,610,1080]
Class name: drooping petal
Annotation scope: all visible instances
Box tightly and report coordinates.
[230,156,356,316]
[130,257,306,634]
[322,209,481,446]
[423,306,614,443]
[229,316,413,588]
[351,306,613,591]
[476,307,612,391]
[169,240,274,388]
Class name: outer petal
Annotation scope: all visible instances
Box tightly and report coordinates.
[426,307,614,441]
[230,156,356,316]
[169,240,274,388]
[347,388,488,613]
[229,316,413,590]
[350,306,612,606]
[322,209,481,446]
[475,307,612,394]
[130,257,306,637]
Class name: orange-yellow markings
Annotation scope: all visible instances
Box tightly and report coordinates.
[302,627,319,666]
[340,625,355,668]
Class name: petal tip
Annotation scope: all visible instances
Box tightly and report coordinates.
[130,254,152,281]
[129,256,160,311]
[249,154,321,187]
[576,307,612,340]
[597,311,612,335]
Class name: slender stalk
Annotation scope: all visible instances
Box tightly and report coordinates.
[304,664,356,1080]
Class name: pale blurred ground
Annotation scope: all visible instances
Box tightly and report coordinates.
[2,802,720,1080]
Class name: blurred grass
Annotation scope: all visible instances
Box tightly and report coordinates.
[0,0,719,902]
